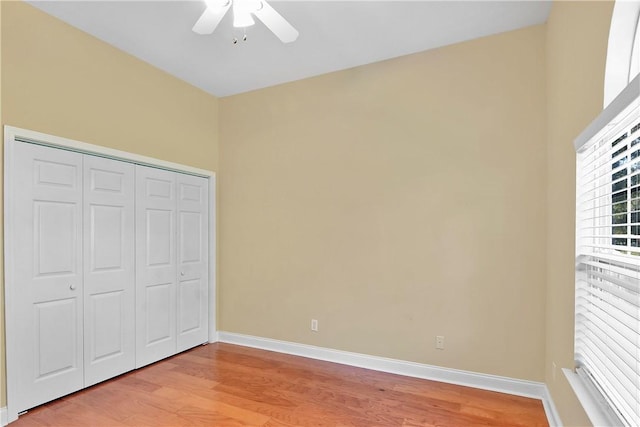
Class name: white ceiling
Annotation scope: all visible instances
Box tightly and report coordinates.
[27,1,552,97]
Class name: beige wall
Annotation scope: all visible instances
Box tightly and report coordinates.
[219,25,548,381]
[544,1,614,425]
[0,1,219,407]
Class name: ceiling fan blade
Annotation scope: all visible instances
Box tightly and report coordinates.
[253,1,299,43]
[192,2,231,35]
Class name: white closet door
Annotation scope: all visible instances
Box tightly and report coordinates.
[176,174,209,352]
[11,142,84,412]
[135,165,177,368]
[83,156,135,386]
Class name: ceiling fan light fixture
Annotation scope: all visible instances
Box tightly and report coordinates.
[233,12,255,28]
[193,0,298,43]
[233,0,256,28]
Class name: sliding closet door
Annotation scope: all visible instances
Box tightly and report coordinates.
[135,165,177,367]
[83,156,135,386]
[176,174,209,352]
[10,142,84,413]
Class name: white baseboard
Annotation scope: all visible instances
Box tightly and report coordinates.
[218,331,563,427]
[1,406,7,426]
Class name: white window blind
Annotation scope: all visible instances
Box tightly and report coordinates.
[575,75,640,427]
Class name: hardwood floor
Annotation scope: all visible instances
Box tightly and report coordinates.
[11,343,549,427]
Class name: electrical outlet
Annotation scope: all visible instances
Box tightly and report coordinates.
[436,335,445,350]
[311,319,318,332]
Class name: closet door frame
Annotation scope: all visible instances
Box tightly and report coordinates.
[3,125,218,424]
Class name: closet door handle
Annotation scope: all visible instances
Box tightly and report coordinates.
[69,283,76,291]
[180,271,185,277]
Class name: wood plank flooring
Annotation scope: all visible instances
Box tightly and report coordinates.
[11,343,549,427]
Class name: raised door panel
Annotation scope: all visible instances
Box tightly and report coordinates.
[83,156,135,386]
[135,166,177,368]
[176,174,209,352]
[10,142,84,413]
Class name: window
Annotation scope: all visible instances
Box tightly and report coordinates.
[571,4,640,425]
[574,74,640,426]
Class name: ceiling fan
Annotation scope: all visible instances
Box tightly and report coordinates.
[192,0,299,43]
